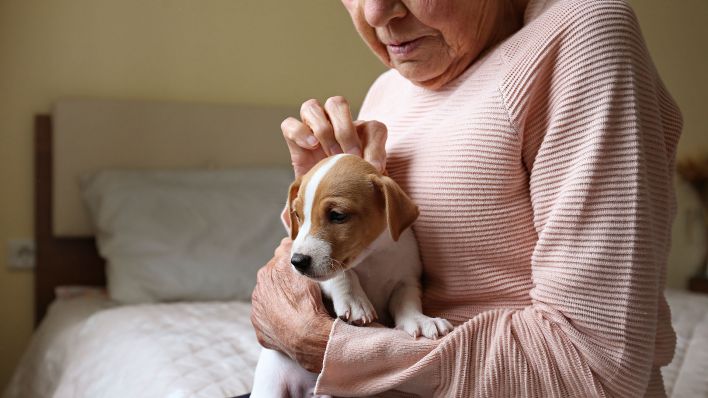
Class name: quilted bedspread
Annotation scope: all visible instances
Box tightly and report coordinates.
[662,288,708,398]
[4,289,707,397]
[4,295,260,398]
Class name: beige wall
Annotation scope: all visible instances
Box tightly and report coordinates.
[629,0,708,288]
[0,0,706,391]
[631,0,708,158]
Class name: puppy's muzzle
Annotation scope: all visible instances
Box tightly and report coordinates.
[291,253,312,273]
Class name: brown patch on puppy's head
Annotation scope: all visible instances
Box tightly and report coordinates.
[308,156,387,271]
[285,176,302,240]
[369,174,420,241]
[288,155,419,280]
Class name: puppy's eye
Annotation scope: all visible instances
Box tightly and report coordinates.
[328,210,349,224]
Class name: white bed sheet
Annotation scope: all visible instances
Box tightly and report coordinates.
[662,288,708,398]
[3,292,260,398]
[3,291,114,398]
[4,289,707,398]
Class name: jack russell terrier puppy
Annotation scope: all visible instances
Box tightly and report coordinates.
[251,154,453,397]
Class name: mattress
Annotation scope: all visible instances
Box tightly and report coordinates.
[3,288,706,398]
[662,288,708,398]
[3,289,260,398]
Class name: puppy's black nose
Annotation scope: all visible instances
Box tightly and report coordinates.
[291,253,312,272]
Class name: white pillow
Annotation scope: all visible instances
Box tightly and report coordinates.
[81,168,292,304]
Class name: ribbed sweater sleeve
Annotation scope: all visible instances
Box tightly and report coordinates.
[315,1,681,397]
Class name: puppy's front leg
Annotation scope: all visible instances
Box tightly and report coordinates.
[389,277,453,339]
[321,270,377,325]
[251,349,320,398]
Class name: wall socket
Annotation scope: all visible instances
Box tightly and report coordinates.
[6,239,36,270]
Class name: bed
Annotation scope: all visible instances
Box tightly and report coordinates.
[3,98,708,398]
[5,98,296,398]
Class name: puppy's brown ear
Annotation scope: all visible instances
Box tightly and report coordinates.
[371,175,419,241]
[285,177,302,240]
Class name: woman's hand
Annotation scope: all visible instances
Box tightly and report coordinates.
[251,238,334,373]
[282,96,388,177]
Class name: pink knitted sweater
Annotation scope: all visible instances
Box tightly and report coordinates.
[314,0,682,396]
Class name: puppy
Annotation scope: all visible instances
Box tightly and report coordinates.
[251,154,453,397]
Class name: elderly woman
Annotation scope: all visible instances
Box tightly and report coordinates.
[251,0,681,396]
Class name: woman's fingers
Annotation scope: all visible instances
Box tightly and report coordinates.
[251,251,328,358]
[284,96,387,177]
[281,116,318,149]
[324,96,361,157]
[356,120,388,173]
[273,237,292,262]
[281,117,326,177]
[300,99,340,156]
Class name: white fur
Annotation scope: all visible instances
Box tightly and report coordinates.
[252,156,453,397]
[251,349,329,398]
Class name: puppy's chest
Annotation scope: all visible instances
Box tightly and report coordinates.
[352,258,401,325]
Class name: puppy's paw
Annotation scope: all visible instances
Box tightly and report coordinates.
[396,315,453,339]
[333,294,377,326]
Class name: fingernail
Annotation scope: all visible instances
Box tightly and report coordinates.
[305,136,319,147]
[345,146,362,157]
[329,145,343,155]
[371,160,383,172]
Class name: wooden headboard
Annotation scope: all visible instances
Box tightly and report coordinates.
[34,115,105,326]
[33,98,295,326]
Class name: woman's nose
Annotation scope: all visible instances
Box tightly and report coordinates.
[363,0,407,27]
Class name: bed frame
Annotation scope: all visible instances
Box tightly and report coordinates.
[34,114,105,326]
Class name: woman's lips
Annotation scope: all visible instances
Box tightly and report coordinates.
[386,37,424,57]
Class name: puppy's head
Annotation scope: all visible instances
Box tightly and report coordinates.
[286,154,418,281]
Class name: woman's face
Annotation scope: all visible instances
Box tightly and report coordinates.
[342,0,514,89]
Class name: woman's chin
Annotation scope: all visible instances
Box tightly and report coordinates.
[392,61,449,89]
[393,60,433,78]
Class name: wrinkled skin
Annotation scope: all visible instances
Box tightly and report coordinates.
[251,0,530,374]
[251,238,332,372]
[282,96,388,178]
[341,0,526,89]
